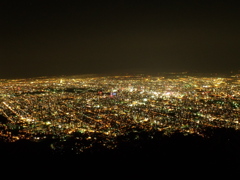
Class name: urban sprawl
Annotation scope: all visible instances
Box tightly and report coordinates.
[0,73,240,153]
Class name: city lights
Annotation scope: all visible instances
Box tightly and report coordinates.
[0,73,240,154]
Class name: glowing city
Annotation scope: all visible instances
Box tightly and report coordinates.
[0,73,240,154]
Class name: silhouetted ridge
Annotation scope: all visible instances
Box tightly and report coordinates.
[1,126,240,171]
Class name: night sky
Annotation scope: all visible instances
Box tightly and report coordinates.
[1,0,240,79]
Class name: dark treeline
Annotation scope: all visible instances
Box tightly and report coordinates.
[1,126,240,174]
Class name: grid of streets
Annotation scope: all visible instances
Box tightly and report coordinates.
[0,73,240,152]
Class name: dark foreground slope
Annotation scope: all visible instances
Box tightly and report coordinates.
[1,127,240,176]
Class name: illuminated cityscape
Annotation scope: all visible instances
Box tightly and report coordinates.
[1,0,240,174]
[0,73,240,155]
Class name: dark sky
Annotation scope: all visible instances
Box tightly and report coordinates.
[1,0,240,78]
